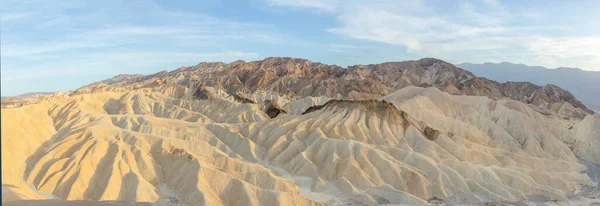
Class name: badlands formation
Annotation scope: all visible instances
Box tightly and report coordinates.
[2,58,599,205]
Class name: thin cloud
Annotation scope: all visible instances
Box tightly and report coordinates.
[1,0,282,95]
[265,0,340,13]
[1,51,260,82]
[0,12,30,21]
[2,5,284,57]
[1,41,123,57]
[268,0,600,70]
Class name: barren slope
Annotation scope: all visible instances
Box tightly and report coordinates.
[3,84,597,205]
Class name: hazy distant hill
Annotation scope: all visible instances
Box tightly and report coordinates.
[2,92,54,100]
[458,62,600,113]
[1,92,54,108]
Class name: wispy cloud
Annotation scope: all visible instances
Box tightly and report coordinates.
[0,12,30,21]
[0,0,285,95]
[265,0,340,13]
[3,0,600,95]
[0,50,260,95]
[103,51,261,64]
[2,42,122,57]
[1,51,259,82]
[1,0,285,58]
[459,1,508,26]
[2,23,280,57]
[267,0,600,70]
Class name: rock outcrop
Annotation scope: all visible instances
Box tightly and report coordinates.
[261,100,286,118]
[73,57,593,119]
[231,93,255,104]
[192,85,215,100]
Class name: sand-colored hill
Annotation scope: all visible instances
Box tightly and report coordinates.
[2,85,598,205]
[572,114,600,164]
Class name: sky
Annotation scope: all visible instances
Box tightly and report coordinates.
[2,0,600,96]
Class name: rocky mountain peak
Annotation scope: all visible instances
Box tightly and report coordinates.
[72,57,593,119]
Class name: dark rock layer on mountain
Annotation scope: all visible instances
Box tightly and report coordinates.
[261,100,287,118]
[302,104,326,115]
[192,85,214,100]
[231,93,255,104]
[302,99,405,123]
[74,57,593,117]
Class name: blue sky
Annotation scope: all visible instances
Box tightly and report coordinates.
[2,0,600,96]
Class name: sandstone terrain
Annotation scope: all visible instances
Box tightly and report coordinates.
[2,58,598,206]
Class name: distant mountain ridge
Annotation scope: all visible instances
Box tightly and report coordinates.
[0,92,54,108]
[458,62,600,113]
[2,92,54,100]
[73,57,593,119]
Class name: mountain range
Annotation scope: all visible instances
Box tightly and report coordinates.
[458,62,600,113]
[1,92,53,101]
[0,92,53,108]
[74,57,593,119]
[2,57,599,206]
